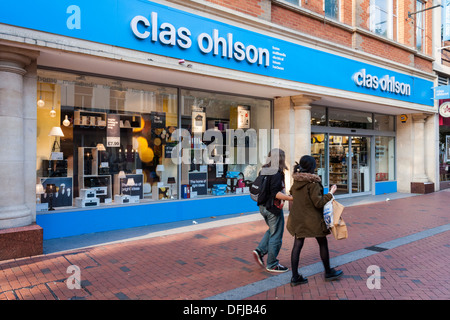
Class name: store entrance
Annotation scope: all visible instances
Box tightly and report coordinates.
[329,135,371,196]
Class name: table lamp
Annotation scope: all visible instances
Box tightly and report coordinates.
[126,178,135,196]
[48,126,64,152]
[36,183,45,204]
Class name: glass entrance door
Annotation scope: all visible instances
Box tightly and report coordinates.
[328,135,371,196]
[351,136,371,194]
[329,135,349,195]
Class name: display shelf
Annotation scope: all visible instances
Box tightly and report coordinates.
[119,114,141,128]
[74,110,107,127]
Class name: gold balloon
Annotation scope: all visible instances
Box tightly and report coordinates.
[136,136,148,152]
[139,147,154,163]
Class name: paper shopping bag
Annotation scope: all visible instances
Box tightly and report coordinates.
[331,200,348,240]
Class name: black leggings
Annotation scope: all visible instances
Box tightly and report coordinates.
[291,236,330,278]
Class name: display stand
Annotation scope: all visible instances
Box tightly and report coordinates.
[78,147,112,203]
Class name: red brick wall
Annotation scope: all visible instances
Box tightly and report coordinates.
[205,0,266,18]
[200,0,433,71]
[359,35,413,66]
[271,5,353,48]
[414,56,433,73]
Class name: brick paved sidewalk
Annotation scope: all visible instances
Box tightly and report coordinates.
[248,230,450,300]
[0,190,449,300]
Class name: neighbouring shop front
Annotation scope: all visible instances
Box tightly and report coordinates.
[0,0,436,241]
[438,99,450,189]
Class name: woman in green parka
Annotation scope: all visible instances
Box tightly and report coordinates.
[287,155,343,286]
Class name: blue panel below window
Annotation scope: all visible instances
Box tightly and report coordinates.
[37,195,257,240]
[375,181,397,195]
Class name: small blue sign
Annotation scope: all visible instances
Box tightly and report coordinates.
[435,85,450,100]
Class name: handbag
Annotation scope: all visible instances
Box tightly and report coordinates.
[330,199,348,240]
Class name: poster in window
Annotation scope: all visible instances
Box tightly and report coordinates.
[151,111,166,128]
[40,177,73,207]
[192,111,206,133]
[107,114,120,147]
[189,172,207,195]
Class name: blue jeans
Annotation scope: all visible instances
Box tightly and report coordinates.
[256,205,285,269]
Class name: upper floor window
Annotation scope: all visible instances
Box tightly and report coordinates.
[284,0,300,5]
[370,0,393,39]
[324,0,339,20]
[415,0,426,52]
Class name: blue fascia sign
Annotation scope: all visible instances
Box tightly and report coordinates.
[434,85,450,100]
[0,0,433,106]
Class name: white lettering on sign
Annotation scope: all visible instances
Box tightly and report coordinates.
[353,69,411,96]
[131,12,270,67]
[66,5,81,30]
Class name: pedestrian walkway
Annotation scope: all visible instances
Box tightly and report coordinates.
[0,191,449,300]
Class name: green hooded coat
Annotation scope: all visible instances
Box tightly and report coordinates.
[287,172,333,238]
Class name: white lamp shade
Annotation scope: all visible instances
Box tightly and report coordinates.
[126,178,135,186]
[96,143,106,151]
[48,126,64,137]
[36,183,45,194]
[118,171,126,179]
[156,164,165,172]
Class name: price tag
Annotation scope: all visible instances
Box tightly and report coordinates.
[107,114,120,148]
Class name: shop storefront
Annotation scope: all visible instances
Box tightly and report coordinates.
[310,107,396,197]
[0,0,437,242]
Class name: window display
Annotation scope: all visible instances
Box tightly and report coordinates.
[375,136,395,181]
[36,70,178,210]
[180,89,271,198]
[36,70,272,211]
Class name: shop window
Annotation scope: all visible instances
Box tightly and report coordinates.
[179,89,271,198]
[35,71,272,212]
[311,133,328,186]
[375,136,395,181]
[36,70,178,211]
[374,114,395,131]
[440,134,450,182]
[328,109,373,129]
[311,106,326,126]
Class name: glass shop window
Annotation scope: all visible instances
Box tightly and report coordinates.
[311,106,326,126]
[328,109,373,129]
[179,89,271,198]
[375,136,395,181]
[36,70,178,211]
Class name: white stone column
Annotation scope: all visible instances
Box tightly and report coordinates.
[411,113,429,182]
[291,95,320,163]
[0,46,38,229]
